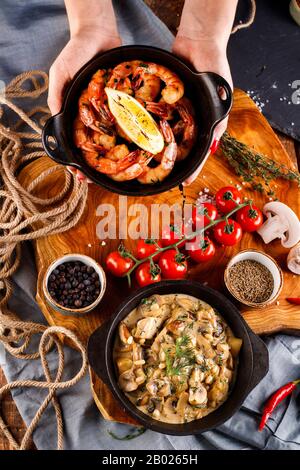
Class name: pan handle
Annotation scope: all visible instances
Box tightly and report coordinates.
[247,328,269,393]
[194,71,233,127]
[42,114,74,166]
[87,322,111,386]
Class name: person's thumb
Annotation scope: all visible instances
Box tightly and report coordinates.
[47,60,69,115]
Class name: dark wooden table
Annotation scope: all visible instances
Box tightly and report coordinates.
[0,0,299,451]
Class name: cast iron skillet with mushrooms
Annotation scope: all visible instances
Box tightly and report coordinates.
[113,294,242,424]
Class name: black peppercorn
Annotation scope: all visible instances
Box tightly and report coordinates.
[48,260,101,310]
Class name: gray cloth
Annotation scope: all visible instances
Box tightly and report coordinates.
[0,0,300,451]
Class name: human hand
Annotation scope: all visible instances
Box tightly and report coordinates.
[48,27,121,182]
[172,36,233,186]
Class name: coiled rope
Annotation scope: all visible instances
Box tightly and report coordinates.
[0,70,89,450]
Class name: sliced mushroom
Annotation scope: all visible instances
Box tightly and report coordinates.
[138,295,163,317]
[208,377,229,403]
[175,296,198,312]
[134,317,160,339]
[196,334,215,358]
[163,397,182,424]
[177,391,189,416]
[257,201,300,248]
[116,357,133,374]
[287,242,300,275]
[188,384,207,406]
[119,322,133,345]
[166,319,185,335]
[119,369,139,392]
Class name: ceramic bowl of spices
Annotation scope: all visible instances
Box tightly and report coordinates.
[224,249,283,308]
[43,253,106,316]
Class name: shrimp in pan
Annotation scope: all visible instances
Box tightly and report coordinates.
[137,120,177,184]
[133,62,184,104]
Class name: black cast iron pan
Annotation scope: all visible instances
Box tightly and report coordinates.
[42,45,232,196]
[88,280,269,435]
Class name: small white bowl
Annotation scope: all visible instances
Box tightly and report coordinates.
[224,249,283,308]
[43,253,106,316]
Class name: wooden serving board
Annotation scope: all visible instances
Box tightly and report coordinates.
[19,89,300,425]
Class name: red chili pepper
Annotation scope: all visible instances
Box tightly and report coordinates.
[286,297,300,305]
[259,379,300,431]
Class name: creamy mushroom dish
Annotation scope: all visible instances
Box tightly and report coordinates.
[113,294,242,424]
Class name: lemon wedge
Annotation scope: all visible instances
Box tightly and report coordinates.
[105,87,164,154]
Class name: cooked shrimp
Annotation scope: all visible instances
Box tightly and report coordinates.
[145,100,174,120]
[133,73,161,102]
[87,69,115,125]
[73,116,105,153]
[92,127,116,150]
[175,97,197,161]
[78,89,101,132]
[110,151,153,182]
[84,148,144,175]
[107,61,141,88]
[133,63,184,104]
[137,120,177,184]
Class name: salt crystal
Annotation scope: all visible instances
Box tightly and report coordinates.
[87,243,92,248]
[288,101,291,105]
[101,241,106,246]
[280,98,283,101]
[291,122,295,126]
[204,188,209,193]
[276,301,280,306]
[269,197,273,201]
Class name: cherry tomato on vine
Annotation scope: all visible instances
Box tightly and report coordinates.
[235,205,263,232]
[106,250,134,277]
[135,261,161,287]
[215,186,242,214]
[136,238,162,261]
[213,219,243,246]
[186,236,216,263]
[158,249,188,279]
[161,224,186,248]
[192,203,218,229]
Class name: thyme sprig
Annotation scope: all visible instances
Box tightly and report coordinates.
[220,132,300,196]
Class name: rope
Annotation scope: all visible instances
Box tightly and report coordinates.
[0,70,89,450]
[231,0,256,34]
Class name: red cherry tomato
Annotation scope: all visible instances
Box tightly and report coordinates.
[161,224,186,248]
[215,186,242,214]
[136,239,162,261]
[213,219,243,246]
[192,203,218,229]
[106,251,134,277]
[158,249,188,279]
[235,205,263,232]
[135,261,161,287]
[186,236,216,263]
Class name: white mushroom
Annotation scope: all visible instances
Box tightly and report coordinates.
[257,202,300,248]
[188,384,207,406]
[287,242,300,275]
[118,369,139,392]
[134,317,160,339]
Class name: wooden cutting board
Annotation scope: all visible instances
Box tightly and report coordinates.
[19,89,300,424]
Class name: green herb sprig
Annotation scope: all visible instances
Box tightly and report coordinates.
[220,132,300,196]
[165,334,195,377]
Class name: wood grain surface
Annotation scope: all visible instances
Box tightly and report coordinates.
[1,0,299,448]
[15,89,300,426]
